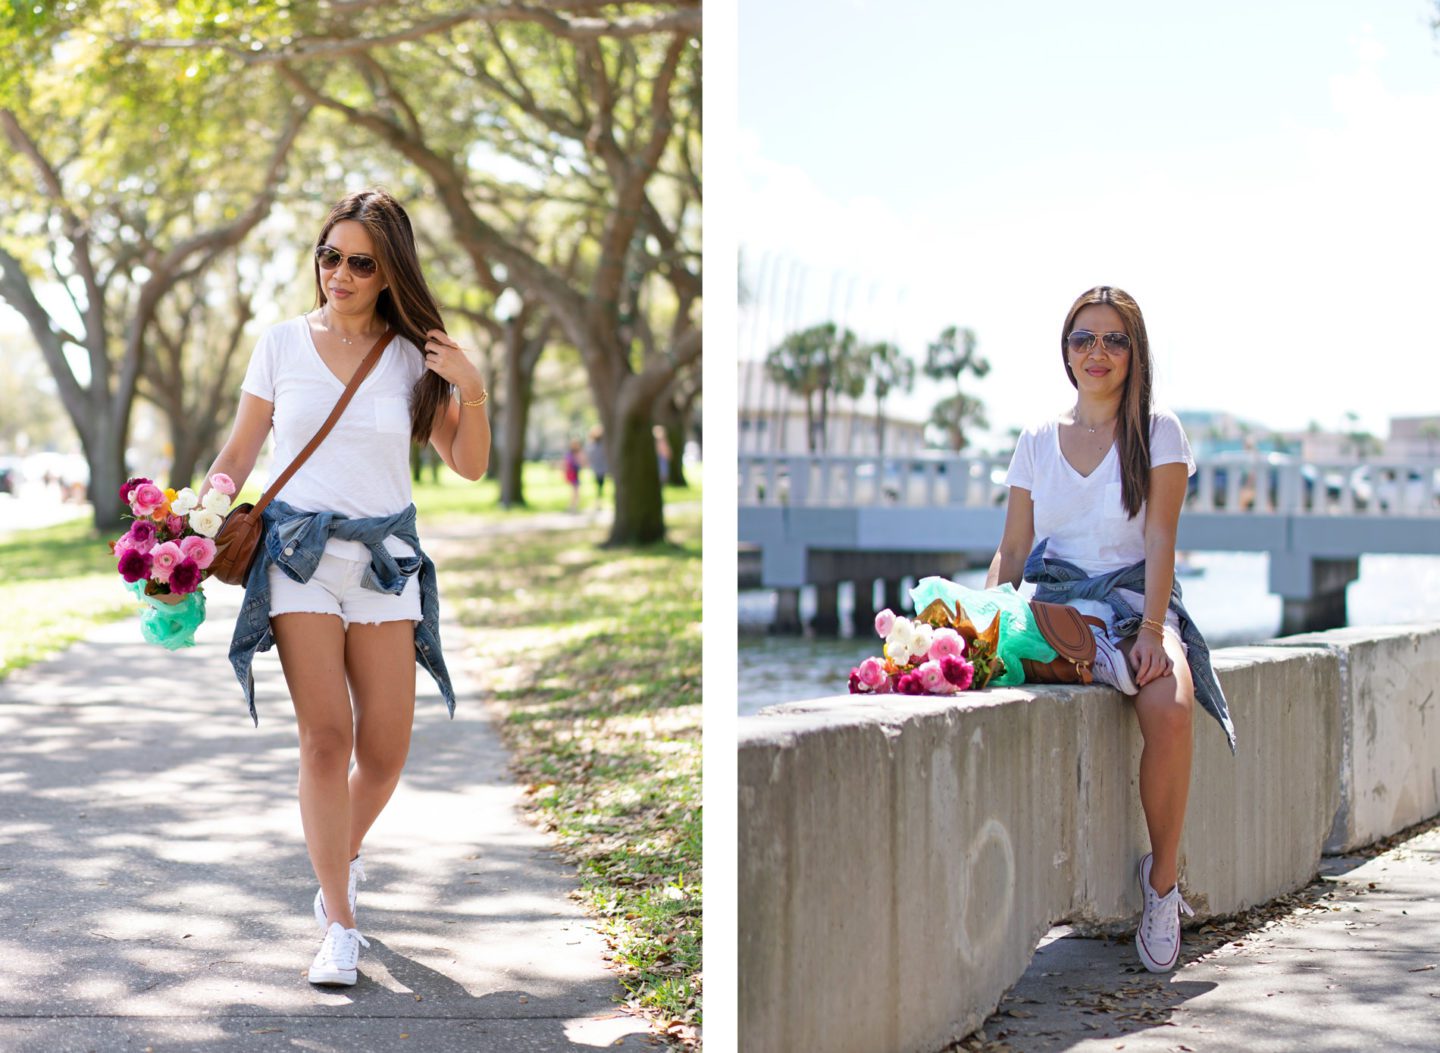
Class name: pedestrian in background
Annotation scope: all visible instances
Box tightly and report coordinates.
[586,425,608,502]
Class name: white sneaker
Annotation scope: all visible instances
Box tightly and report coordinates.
[308,921,370,986]
[1136,852,1195,973]
[1091,631,1139,695]
[313,855,366,933]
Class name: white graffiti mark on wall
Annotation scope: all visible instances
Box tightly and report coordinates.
[940,726,1017,966]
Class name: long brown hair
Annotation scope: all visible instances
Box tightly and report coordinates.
[313,188,448,444]
[1060,285,1153,519]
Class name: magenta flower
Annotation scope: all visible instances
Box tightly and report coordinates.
[117,548,153,583]
[168,558,201,595]
[179,535,216,570]
[897,673,923,695]
[165,514,185,537]
[149,540,183,583]
[941,655,975,691]
[929,627,965,662]
[209,472,236,496]
[119,476,152,503]
[130,483,165,517]
[857,657,886,691]
[848,669,862,694]
[124,519,158,555]
[874,608,896,638]
[916,660,949,694]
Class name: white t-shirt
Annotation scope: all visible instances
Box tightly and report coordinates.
[241,315,425,561]
[1005,408,1196,636]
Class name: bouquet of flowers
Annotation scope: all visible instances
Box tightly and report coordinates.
[848,596,1005,696]
[109,473,236,649]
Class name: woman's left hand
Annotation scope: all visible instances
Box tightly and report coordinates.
[422,329,485,396]
[1129,630,1174,688]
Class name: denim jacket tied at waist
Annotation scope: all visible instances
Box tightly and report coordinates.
[1024,537,1236,754]
[228,499,455,726]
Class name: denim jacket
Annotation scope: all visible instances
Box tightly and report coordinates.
[1024,538,1236,754]
[227,499,456,725]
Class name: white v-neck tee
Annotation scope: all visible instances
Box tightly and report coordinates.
[1004,408,1195,577]
[240,315,426,560]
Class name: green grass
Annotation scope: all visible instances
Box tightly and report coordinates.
[431,505,702,1041]
[411,459,702,521]
[0,516,140,679]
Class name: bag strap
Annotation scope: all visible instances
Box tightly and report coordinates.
[252,329,395,517]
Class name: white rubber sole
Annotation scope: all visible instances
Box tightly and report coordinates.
[307,964,357,986]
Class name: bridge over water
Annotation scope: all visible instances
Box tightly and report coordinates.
[738,452,1440,634]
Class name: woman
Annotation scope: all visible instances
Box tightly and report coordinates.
[201,188,491,986]
[564,438,583,513]
[986,285,1233,974]
[586,425,608,499]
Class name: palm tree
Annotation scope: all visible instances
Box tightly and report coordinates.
[863,340,914,455]
[765,323,839,453]
[924,325,989,451]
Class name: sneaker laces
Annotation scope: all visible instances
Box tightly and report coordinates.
[1143,885,1195,940]
[320,924,370,969]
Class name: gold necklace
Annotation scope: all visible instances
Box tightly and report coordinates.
[320,305,378,347]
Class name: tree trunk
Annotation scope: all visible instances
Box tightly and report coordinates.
[665,414,687,488]
[85,415,128,534]
[606,401,665,547]
[498,328,537,508]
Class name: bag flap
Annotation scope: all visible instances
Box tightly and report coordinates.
[1030,601,1098,664]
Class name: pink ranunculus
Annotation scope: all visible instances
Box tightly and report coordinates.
[124,518,158,555]
[130,483,165,517]
[874,608,896,638]
[916,660,949,694]
[149,541,184,583]
[117,548,153,583]
[857,657,887,691]
[941,655,975,691]
[119,476,152,504]
[165,514,185,537]
[897,672,923,696]
[929,627,965,663]
[179,535,216,570]
[168,558,201,595]
[209,472,236,496]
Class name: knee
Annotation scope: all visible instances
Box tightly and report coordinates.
[1136,682,1194,739]
[299,724,352,769]
[354,734,409,782]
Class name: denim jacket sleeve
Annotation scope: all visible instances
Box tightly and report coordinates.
[1025,538,1236,754]
[227,500,456,726]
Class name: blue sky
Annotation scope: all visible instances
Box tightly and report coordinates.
[739,0,1440,446]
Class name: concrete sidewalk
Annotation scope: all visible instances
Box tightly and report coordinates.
[0,582,657,1052]
[962,822,1440,1053]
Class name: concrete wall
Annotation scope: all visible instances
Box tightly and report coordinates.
[738,629,1440,1053]
[1267,624,1440,853]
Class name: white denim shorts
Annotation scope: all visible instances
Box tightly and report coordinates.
[268,549,421,628]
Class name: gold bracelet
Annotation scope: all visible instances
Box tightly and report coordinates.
[1141,618,1166,637]
[461,390,488,407]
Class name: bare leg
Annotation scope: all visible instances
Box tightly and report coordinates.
[1121,631,1195,896]
[344,619,419,859]
[273,612,357,930]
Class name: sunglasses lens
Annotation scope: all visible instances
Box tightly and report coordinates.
[1102,332,1131,352]
[349,256,378,278]
[315,246,342,270]
[1066,331,1094,353]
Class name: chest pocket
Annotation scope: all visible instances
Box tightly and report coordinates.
[375,396,412,435]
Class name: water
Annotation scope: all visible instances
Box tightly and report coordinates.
[737,553,1440,714]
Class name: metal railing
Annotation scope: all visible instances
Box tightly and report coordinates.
[738,452,1440,516]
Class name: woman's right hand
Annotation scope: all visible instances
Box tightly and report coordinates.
[1129,629,1174,687]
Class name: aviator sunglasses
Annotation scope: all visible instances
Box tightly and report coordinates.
[1066,329,1131,354]
[314,243,380,278]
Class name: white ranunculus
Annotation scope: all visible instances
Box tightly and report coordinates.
[910,622,935,661]
[201,488,231,515]
[170,488,199,515]
[885,617,915,659]
[189,509,224,538]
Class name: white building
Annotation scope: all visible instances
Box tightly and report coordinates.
[737,359,926,455]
